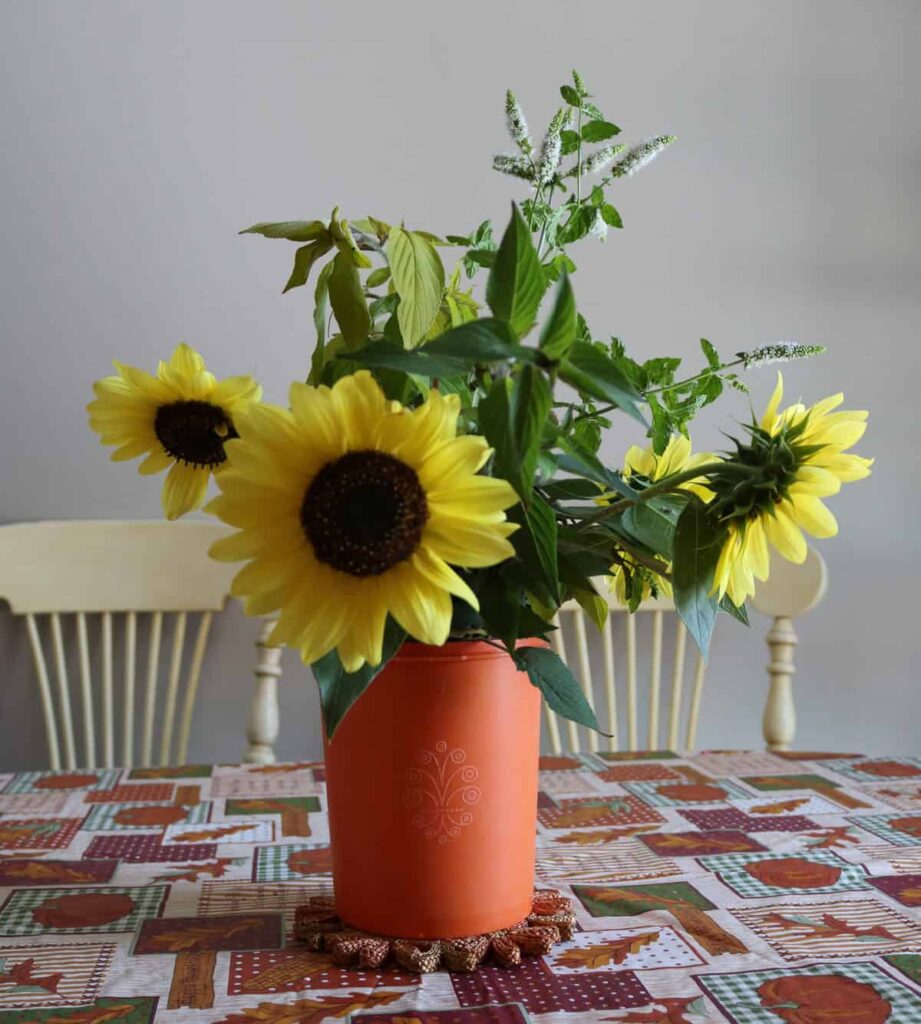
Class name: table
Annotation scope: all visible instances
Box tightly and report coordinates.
[0,751,920,1022]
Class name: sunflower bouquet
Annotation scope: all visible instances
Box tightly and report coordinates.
[88,72,870,737]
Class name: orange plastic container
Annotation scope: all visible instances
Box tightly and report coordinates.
[323,640,542,939]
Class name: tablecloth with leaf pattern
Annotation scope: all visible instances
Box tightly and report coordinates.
[1,749,921,1023]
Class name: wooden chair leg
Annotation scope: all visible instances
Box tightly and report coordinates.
[762,614,797,752]
[244,618,282,764]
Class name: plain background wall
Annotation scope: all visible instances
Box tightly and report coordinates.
[0,0,917,768]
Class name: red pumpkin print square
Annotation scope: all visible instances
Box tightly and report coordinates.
[0,885,168,936]
[697,962,921,1023]
[697,851,871,899]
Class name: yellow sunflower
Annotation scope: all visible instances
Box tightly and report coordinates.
[712,371,872,605]
[88,344,262,520]
[609,435,716,603]
[207,370,519,671]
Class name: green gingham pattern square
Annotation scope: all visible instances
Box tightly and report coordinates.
[697,961,921,1023]
[621,778,752,807]
[847,813,921,846]
[696,851,871,898]
[0,885,169,936]
[81,801,211,831]
[2,770,122,795]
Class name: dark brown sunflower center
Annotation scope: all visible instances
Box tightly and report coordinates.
[300,450,428,577]
[153,400,236,468]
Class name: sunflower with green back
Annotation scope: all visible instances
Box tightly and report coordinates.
[88,71,871,737]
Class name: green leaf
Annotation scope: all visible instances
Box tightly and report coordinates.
[328,207,373,268]
[700,337,721,369]
[720,594,750,626]
[601,204,623,228]
[348,318,521,378]
[524,493,559,602]
[313,619,406,738]
[240,219,329,242]
[539,273,578,361]
[647,393,671,454]
[386,227,446,348]
[540,478,605,501]
[366,266,391,288]
[574,586,609,632]
[283,240,332,294]
[556,444,639,500]
[513,646,602,732]
[308,259,335,384]
[560,342,647,424]
[560,129,581,156]
[581,120,621,142]
[479,366,551,504]
[327,250,371,351]
[344,341,467,379]
[672,498,727,657]
[559,84,582,105]
[486,203,545,338]
[508,497,560,605]
[424,318,518,361]
[557,206,594,245]
[620,497,684,557]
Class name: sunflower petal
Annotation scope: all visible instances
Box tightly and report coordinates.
[760,372,785,433]
[789,493,838,538]
[764,504,808,563]
[161,463,210,520]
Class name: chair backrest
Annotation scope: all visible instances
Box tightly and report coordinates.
[546,548,829,755]
[0,520,237,770]
[546,596,706,755]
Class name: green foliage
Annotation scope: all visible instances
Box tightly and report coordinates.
[539,274,578,360]
[671,498,726,657]
[327,250,370,350]
[314,619,407,738]
[513,645,602,733]
[487,203,546,337]
[479,365,551,504]
[386,227,446,347]
[240,71,830,736]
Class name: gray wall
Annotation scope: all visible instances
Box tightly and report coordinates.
[1,0,917,768]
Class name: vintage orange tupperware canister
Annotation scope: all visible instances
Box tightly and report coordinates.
[323,639,543,939]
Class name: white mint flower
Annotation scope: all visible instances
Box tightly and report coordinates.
[536,108,571,186]
[738,342,826,370]
[609,135,677,178]
[582,144,627,176]
[492,153,534,182]
[505,90,533,156]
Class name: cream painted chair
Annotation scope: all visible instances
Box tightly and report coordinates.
[545,546,828,754]
[0,520,283,770]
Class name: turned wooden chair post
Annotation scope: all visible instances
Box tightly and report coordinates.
[244,617,283,765]
[752,546,828,752]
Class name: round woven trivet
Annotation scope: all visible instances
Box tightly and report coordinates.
[293,887,576,973]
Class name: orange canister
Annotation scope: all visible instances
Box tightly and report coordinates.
[323,640,542,939]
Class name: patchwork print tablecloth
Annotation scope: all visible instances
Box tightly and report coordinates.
[1,750,921,1022]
